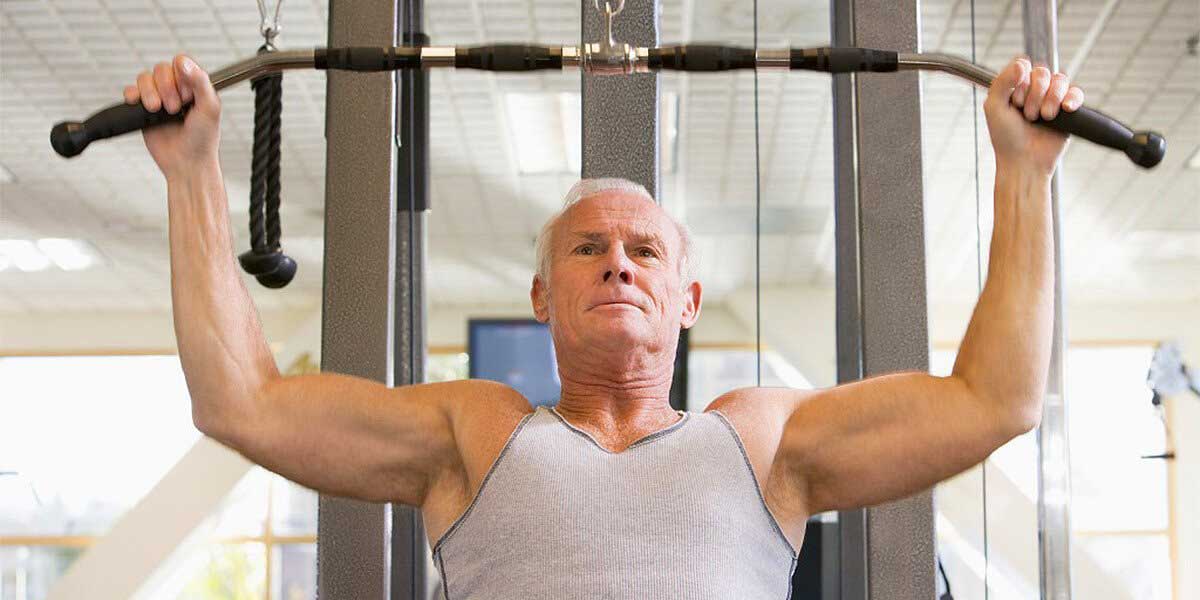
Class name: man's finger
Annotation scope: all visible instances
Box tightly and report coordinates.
[1024,66,1052,121]
[136,71,160,113]
[989,57,1029,107]
[153,62,181,114]
[1063,86,1084,112]
[1040,72,1070,120]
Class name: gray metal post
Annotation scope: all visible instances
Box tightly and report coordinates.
[832,0,936,599]
[1022,1,1073,598]
[318,0,400,598]
[581,0,659,197]
[391,0,432,596]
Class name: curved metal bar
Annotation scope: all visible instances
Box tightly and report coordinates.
[210,49,316,91]
[897,52,995,87]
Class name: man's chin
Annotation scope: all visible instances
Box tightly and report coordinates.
[585,316,648,344]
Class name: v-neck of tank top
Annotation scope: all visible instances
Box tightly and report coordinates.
[547,406,690,454]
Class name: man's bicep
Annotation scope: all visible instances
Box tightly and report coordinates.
[226,375,475,506]
[775,372,1016,514]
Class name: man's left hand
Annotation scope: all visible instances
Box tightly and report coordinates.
[984,56,1085,176]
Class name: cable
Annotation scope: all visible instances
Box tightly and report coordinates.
[752,0,762,387]
[967,1,989,596]
[938,554,955,600]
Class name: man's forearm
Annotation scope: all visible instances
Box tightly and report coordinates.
[166,160,279,438]
[951,164,1055,431]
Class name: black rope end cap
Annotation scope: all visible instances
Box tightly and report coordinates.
[238,249,297,289]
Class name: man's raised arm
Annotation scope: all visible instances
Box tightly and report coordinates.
[131,55,527,509]
[762,57,1082,516]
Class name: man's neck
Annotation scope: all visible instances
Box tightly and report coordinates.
[553,375,680,450]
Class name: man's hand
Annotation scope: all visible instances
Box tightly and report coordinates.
[124,54,221,181]
[985,56,1084,176]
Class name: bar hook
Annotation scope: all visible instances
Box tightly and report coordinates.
[256,0,284,49]
[593,0,624,49]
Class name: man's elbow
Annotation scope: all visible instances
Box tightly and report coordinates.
[191,384,267,448]
[192,403,239,445]
[1000,397,1043,438]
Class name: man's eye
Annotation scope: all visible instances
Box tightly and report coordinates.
[637,248,656,258]
[576,245,595,255]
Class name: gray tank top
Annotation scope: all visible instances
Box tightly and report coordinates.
[432,406,799,599]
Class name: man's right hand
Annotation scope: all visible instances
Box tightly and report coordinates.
[123,54,221,180]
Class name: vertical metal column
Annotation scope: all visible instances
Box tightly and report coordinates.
[831,1,935,599]
[1022,1,1073,598]
[581,0,659,197]
[318,0,400,598]
[391,0,432,597]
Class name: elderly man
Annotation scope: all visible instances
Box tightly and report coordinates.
[128,53,1081,597]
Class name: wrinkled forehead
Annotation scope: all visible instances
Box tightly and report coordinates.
[558,192,680,247]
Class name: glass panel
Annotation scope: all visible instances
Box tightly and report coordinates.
[270,476,317,538]
[921,0,997,596]
[176,542,266,600]
[1069,346,1166,532]
[0,356,199,537]
[272,544,317,600]
[427,352,470,383]
[1074,535,1171,600]
[688,349,813,404]
[0,546,84,600]
[209,470,268,540]
[753,0,838,396]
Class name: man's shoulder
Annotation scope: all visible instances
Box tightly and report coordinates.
[703,386,812,425]
[428,380,534,505]
[435,380,533,442]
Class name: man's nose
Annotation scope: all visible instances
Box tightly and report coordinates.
[602,250,634,284]
[603,268,633,284]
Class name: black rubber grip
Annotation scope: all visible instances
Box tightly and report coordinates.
[454,45,562,71]
[51,102,186,158]
[1038,105,1165,168]
[315,46,421,71]
[791,47,898,73]
[649,45,757,71]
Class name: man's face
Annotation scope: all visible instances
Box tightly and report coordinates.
[531,191,701,355]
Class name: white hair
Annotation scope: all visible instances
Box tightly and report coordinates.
[534,177,695,288]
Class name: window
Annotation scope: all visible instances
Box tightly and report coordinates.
[932,344,1172,599]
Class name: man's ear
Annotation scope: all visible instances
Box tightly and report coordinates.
[680,279,702,329]
[531,275,550,323]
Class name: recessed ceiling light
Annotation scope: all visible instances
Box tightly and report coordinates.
[0,240,51,272]
[0,164,14,184]
[37,238,100,271]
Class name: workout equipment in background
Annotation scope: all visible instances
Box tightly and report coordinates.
[49,0,1167,288]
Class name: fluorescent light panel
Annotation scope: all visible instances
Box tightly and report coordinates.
[506,92,678,175]
[0,238,102,272]
[37,238,97,271]
[506,93,576,174]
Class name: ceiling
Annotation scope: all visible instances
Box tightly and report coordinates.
[0,0,1196,316]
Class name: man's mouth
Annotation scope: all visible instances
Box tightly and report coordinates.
[592,301,639,310]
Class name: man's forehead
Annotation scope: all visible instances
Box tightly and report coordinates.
[560,192,676,239]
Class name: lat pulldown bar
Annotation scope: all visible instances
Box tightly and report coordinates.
[51,44,1165,169]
